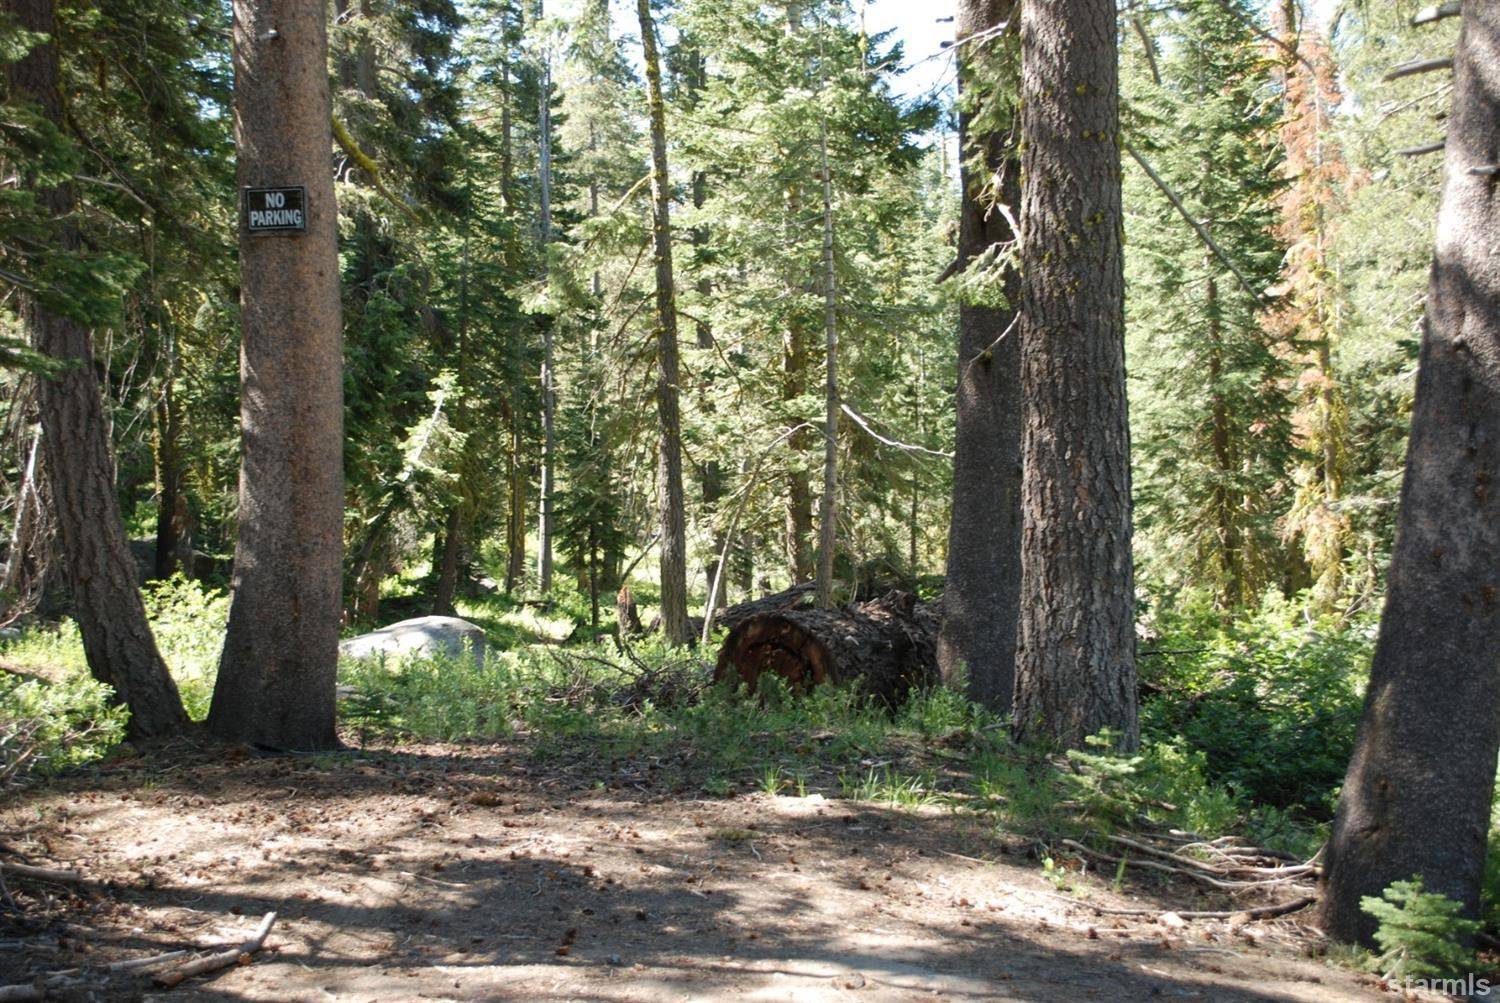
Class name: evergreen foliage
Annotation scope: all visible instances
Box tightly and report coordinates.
[1361,877,1479,980]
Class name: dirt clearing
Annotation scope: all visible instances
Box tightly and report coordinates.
[1,738,1400,1001]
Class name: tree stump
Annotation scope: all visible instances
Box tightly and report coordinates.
[713,590,941,707]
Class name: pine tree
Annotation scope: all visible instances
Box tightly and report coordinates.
[939,0,1023,711]
[1011,0,1138,751]
[1,0,188,738]
[1319,0,1500,947]
[208,0,344,750]
[1124,0,1295,610]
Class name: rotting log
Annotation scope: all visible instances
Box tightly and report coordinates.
[713,590,940,707]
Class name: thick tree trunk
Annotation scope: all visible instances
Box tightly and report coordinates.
[938,0,1022,714]
[208,0,344,751]
[636,0,691,646]
[5,0,187,739]
[714,590,940,708]
[1319,3,1500,947]
[1011,0,1138,750]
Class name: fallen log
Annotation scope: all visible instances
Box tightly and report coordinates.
[713,590,940,707]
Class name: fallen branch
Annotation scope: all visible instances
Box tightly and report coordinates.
[106,949,190,973]
[1102,834,1319,880]
[1061,838,1284,891]
[0,986,41,1002]
[1071,895,1316,921]
[153,911,276,989]
[0,861,85,884]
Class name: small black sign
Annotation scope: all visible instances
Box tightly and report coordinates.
[243,186,308,235]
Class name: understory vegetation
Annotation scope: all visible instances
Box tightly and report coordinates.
[1,575,1360,866]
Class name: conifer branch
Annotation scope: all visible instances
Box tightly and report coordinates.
[1122,137,1269,308]
[1412,3,1461,27]
[1383,57,1454,83]
[330,115,421,222]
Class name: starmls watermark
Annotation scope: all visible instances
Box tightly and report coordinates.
[1391,973,1492,998]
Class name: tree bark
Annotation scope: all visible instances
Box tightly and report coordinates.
[714,590,940,709]
[1318,3,1500,947]
[1011,0,1138,750]
[208,0,344,751]
[433,504,462,616]
[636,0,691,646]
[153,365,190,580]
[536,51,556,596]
[938,0,1023,714]
[5,0,187,739]
[504,402,526,593]
[814,118,839,610]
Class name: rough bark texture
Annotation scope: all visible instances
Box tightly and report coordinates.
[1318,4,1500,947]
[208,0,344,751]
[714,591,939,709]
[637,0,691,646]
[1011,0,1138,750]
[938,0,1023,714]
[6,0,187,738]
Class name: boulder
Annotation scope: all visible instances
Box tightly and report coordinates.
[339,616,487,667]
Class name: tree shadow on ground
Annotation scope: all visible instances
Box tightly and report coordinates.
[0,738,1370,1001]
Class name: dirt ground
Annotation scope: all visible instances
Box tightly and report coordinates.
[0,736,1414,1001]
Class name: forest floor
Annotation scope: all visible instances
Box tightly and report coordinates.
[0,734,1412,1002]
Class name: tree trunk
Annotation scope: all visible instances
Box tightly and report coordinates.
[504,404,526,593]
[5,0,187,739]
[938,0,1023,714]
[714,590,940,709]
[536,53,556,596]
[814,119,840,610]
[1205,263,1243,609]
[636,0,691,646]
[1011,0,1138,751]
[208,0,344,751]
[153,366,190,580]
[433,504,462,616]
[1318,3,1500,947]
[1,428,41,607]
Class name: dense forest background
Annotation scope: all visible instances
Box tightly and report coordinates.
[0,0,1453,628]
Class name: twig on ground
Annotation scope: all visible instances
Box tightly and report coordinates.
[0,861,86,884]
[153,911,277,988]
[1061,894,1316,921]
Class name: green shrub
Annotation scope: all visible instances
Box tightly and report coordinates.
[1361,877,1478,981]
[0,669,126,786]
[141,574,230,719]
[1139,589,1369,816]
